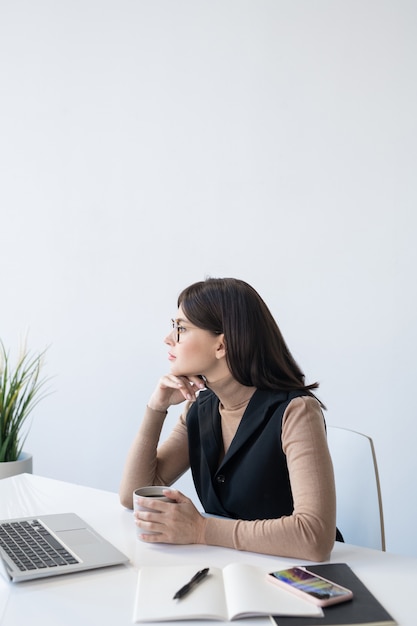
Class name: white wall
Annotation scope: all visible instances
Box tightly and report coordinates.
[1,1,416,557]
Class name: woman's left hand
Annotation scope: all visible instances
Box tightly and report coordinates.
[134,489,207,544]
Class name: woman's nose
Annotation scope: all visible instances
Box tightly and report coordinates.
[164,331,175,345]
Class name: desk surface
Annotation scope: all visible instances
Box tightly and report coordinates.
[0,474,416,626]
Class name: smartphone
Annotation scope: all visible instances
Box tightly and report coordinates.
[267,566,353,607]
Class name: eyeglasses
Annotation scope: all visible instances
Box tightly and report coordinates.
[170,319,222,343]
[170,319,186,343]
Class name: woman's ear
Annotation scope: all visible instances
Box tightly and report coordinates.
[215,334,226,360]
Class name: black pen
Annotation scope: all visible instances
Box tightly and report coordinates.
[173,568,210,600]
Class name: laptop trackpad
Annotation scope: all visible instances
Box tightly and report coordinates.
[56,528,118,564]
[57,529,99,546]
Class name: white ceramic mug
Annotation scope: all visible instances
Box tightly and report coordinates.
[133,486,172,538]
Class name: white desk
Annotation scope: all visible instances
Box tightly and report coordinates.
[0,474,416,626]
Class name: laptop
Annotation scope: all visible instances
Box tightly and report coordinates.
[0,512,129,582]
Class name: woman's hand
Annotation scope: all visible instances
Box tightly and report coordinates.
[134,489,207,545]
[147,375,206,412]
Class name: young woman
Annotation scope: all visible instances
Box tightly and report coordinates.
[119,277,337,561]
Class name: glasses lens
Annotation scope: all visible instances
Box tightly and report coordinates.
[171,319,180,343]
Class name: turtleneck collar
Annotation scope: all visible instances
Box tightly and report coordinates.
[204,372,256,411]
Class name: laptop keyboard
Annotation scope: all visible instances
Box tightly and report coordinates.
[0,519,80,572]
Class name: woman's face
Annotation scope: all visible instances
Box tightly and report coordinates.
[164,306,225,379]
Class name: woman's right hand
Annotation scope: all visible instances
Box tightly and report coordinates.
[147,374,206,412]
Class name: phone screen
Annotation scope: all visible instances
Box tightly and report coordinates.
[269,567,349,601]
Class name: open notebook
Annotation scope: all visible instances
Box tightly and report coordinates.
[0,512,129,582]
[133,563,323,622]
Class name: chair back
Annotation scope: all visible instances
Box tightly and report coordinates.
[327,425,386,551]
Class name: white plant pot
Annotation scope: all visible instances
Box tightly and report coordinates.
[0,452,33,480]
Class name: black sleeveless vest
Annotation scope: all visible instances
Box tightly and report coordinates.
[186,388,314,520]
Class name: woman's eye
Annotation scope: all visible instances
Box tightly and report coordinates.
[177,326,186,334]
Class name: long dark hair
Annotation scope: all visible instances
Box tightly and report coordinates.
[178,277,321,398]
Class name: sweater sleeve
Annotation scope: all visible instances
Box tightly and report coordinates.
[119,404,191,508]
[203,396,337,561]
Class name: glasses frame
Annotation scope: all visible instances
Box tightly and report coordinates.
[170,319,185,343]
[170,319,222,344]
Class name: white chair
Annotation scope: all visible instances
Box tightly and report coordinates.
[326,425,386,551]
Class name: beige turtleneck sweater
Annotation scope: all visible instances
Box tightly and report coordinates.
[120,379,336,562]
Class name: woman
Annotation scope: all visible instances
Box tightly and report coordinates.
[119,277,337,561]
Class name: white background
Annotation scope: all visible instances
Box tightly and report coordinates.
[1,1,416,557]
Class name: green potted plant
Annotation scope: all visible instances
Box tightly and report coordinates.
[0,338,50,479]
